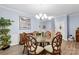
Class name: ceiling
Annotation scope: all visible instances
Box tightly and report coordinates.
[0,4,79,16]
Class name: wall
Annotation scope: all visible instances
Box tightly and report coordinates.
[46,19,55,32]
[0,6,55,45]
[40,19,55,32]
[1,6,79,44]
[0,6,39,45]
[55,15,67,40]
[69,13,79,40]
[53,14,79,41]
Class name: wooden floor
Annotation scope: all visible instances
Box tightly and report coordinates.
[61,41,79,55]
[0,41,79,55]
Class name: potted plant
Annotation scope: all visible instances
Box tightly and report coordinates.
[0,17,13,50]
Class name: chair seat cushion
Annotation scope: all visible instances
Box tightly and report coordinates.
[44,45,53,53]
[36,46,44,54]
[28,46,44,54]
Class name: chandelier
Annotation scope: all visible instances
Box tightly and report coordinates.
[35,13,54,20]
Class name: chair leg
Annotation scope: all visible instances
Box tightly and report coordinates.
[59,53,61,55]
[23,46,25,54]
[27,50,30,55]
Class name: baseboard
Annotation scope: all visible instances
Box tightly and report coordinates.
[10,43,19,46]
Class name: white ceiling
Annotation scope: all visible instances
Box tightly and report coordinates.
[0,4,79,16]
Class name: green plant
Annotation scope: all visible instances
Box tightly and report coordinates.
[0,17,13,49]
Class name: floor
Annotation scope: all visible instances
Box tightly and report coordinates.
[0,41,79,55]
[0,45,23,55]
[61,41,79,55]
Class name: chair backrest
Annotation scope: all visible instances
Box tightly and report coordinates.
[19,32,27,45]
[45,31,51,39]
[52,34,62,54]
[33,31,37,36]
[26,35,37,53]
[55,32,61,36]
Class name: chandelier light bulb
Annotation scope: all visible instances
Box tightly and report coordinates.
[48,16,52,20]
[48,16,54,20]
[41,16,44,20]
[35,14,40,19]
[43,14,47,19]
[39,13,43,17]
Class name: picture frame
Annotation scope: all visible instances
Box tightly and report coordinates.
[19,16,31,30]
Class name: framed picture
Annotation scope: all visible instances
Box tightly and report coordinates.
[42,25,46,29]
[19,16,31,30]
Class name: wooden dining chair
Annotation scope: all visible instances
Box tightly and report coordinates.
[19,32,27,45]
[45,31,51,39]
[44,34,62,55]
[33,31,38,38]
[23,35,44,55]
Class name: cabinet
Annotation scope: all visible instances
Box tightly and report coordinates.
[76,29,79,42]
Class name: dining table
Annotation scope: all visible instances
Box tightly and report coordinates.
[35,36,52,54]
[36,36,51,45]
